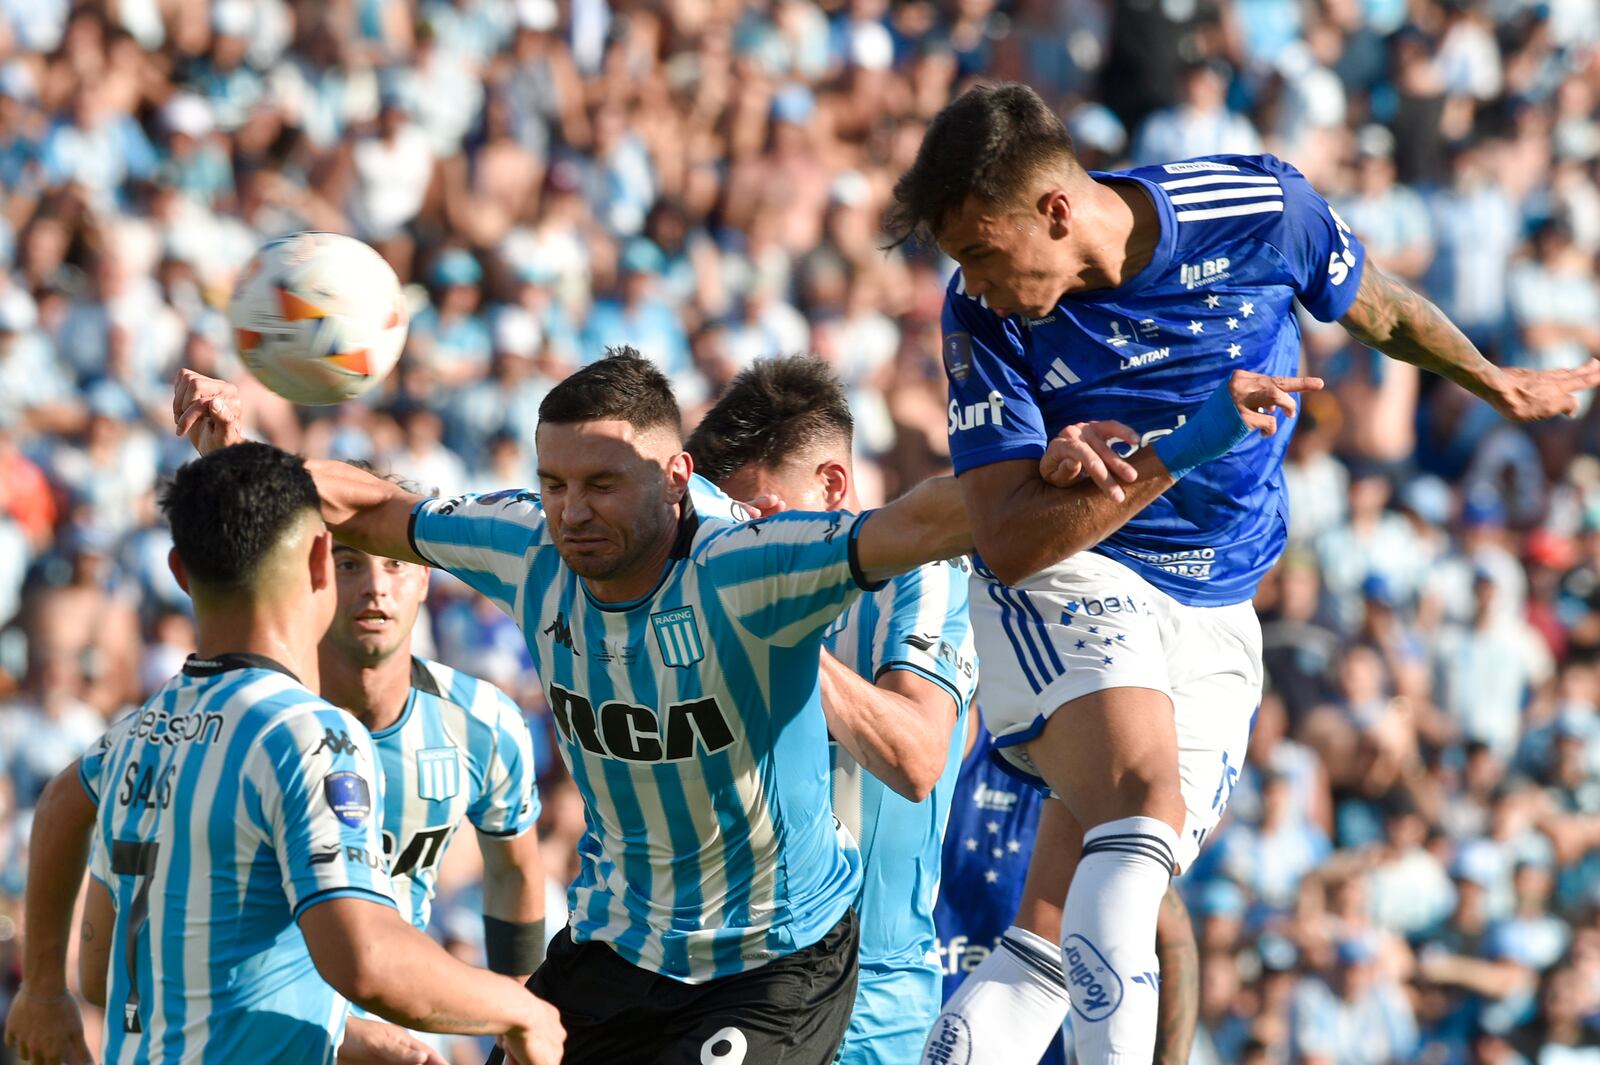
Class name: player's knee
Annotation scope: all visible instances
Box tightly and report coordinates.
[1081,769,1185,837]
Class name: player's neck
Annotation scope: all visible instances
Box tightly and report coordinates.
[192,602,322,694]
[1063,179,1161,295]
[320,645,413,731]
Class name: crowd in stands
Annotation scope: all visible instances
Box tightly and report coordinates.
[2,0,1600,1062]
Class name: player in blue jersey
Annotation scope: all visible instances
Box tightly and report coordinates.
[931,715,1065,1065]
[686,356,978,1065]
[3,444,563,1065]
[884,82,1600,1065]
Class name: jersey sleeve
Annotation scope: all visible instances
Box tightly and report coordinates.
[468,688,541,838]
[1257,155,1367,322]
[78,711,137,805]
[245,705,397,919]
[700,510,879,647]
[942,285,1050,475]
[408,490,546,611]
[868,561,975,709]
[687,472,756,521]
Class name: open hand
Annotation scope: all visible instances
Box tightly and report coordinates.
[338,1018,448,1065]
[1490,360,1600,420]
[172,369,247,455]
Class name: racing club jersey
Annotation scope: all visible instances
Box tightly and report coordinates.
[942,154,1368,606]
[933,725,1066,1065]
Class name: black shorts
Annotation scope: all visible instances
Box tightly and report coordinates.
[530,909,860,1065]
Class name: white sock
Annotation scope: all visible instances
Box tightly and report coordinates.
[1059,816,1177,1065]
[921,926,1071,1065]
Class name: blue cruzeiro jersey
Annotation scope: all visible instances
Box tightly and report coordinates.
[933,726,1066,1065]
[408,474,874,983]
[943,154,1368,606]
[826,555,977,971]
[370,657,540,931]
[81,655,396,1065]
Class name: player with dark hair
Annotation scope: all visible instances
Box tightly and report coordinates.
[172,346,1318,1063]
[688,355,977,1065]
[3,443,563,1065]
[887,82,1600,1065]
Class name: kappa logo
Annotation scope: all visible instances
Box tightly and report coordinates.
[312,728,359,757]
[543,612,579,654]
[1063,934,1124,1022]
[1179,257,1231,289]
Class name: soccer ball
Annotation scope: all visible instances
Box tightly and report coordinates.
[228,232,409,405]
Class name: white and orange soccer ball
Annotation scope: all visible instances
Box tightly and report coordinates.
[228,232,409,405]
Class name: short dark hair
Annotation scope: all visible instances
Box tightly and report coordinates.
[686,356,853,483]
[885,82,1080,246]
[158,443,321,590]
[538,347,682,438]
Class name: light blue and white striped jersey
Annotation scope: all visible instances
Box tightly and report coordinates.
[80,654,396,1065]
[371,657,540,930]
[408,476,873,983]
[825,555,977,970]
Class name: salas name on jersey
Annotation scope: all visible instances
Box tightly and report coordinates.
[80,655,396,1064]
[408,475,874,983]
[943,155,1367,606]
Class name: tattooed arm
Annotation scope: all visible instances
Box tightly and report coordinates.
[1153,884,1200,1065]
[79,878,115,1006]
[1340,263,1600,420]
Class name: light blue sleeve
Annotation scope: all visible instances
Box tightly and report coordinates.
[408,490,547,612]
[468,688,541,838]
[868,560,975,709]
[246,704,397,919]
[699,509,879,648]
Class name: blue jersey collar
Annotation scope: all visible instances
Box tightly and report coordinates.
[1062,172,1175,302]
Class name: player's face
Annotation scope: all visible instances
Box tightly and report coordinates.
[937,194,1069,320]
[536,419,683,582]
[717,460,831,514]
[325,544,429,663]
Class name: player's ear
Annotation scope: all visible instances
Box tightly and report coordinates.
[309,529,334,593]
[819,458,850,510]
[167,548,190,595]
[664,449,692,505]
[1042,189,1072,238]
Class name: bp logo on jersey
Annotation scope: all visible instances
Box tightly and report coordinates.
[652,607,705,667]
[415,747,461,801]
[323,772,372,828]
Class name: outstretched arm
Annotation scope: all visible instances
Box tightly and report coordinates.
[885,371,1320,587]
[1340,263,1600,420]
[174,370,427,563]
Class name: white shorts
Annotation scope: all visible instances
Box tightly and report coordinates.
[970,551,1263,871]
